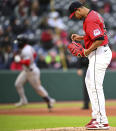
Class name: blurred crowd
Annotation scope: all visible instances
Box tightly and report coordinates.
[0,0,116,70]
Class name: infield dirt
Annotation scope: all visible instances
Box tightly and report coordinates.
[0,106,116,116]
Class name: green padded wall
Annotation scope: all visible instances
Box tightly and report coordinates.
[0,70,115,103]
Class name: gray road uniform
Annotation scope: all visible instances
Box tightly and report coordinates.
[15,45,55,110]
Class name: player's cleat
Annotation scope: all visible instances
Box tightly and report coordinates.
[85,119,96,127]
[86,121,110,130]
[15,100,28,107]
[47,98,56,112]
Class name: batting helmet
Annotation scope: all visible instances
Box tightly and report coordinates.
[16,34,28,49]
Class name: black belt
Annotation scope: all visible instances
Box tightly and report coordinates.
[93,48,97,51]
[104,44,108,47]
[93,44,108,51]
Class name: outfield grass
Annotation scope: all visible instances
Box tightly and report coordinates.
[0,102,82,109]
[0,101,116,131]
[0,115,116,131]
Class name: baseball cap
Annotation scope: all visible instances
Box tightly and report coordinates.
[69,1,83,19]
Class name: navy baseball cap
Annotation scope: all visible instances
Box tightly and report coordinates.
[69,1,83,19]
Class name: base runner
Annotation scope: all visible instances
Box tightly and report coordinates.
[14,34,55,111]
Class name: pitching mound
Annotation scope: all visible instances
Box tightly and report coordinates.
[19,127,116,131]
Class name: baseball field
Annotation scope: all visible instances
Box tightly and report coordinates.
[0,100,116,131]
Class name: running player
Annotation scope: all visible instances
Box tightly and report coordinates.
[14,34,55,111]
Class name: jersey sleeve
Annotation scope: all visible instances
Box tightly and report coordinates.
[86,22,104,40]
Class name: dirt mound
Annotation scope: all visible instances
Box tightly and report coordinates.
[19,127,116,131]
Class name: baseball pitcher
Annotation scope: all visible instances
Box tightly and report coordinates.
[68,1,112,129]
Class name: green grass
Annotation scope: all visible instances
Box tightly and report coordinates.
[0,102,83,109]
[0,115,116,131]
[0,101,116,131]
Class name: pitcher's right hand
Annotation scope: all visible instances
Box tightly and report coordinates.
[71,34,84,41]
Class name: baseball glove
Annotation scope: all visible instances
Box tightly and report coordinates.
[67,42,86,57]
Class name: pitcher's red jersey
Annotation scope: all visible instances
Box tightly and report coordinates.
[83,10,108,49]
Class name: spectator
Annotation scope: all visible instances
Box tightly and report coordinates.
[38,0,51,15]
[0,46,6,69]
[40,29,54,50]
[14,0,29,20]
[45,49,61,69]
[104,1,112,13]
[48,11,66,30]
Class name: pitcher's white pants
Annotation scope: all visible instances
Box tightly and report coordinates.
[85,45,112,124]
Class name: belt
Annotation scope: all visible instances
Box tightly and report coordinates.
[93,44,108,51]
[104,44,108,47]
[25,68,33,72]
[29,68,33,71]
[93,48,97,51]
